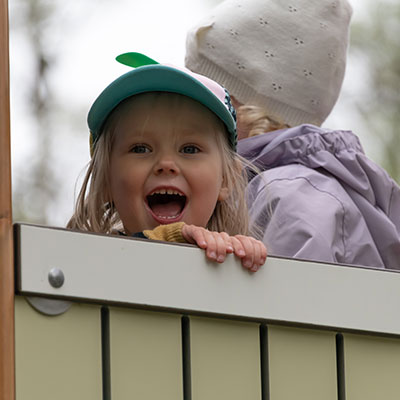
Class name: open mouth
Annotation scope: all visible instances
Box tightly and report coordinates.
[146,189,187,223]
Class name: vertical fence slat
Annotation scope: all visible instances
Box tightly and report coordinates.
[190,316,261,400]
[268,325,337,400]
[343,333,400,400]
[15,297,102,400]
[0,0,14,399]
[109,307,183,400]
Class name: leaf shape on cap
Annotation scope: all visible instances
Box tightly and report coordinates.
[116,52,159,68]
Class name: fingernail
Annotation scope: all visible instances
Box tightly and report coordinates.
[217,255,225,263]
[244,260,252,268]
[209,251,216,259]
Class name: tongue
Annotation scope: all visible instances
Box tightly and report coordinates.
[151,201,182,218]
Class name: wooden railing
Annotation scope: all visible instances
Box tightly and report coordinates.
[0,1,14,399]
[13,223,400,400]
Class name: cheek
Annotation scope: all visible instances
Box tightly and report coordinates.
[109,160,136,202]
[111,172,138,202]
[196,164,225,203]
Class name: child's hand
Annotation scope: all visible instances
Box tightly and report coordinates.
[182,224,267,272]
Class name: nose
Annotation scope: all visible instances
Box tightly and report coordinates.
[153,155,180,176]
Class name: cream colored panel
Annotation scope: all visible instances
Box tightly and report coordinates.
[344,333,400,400]
[15,296,102,400]
[268,326,337,400]
[109,308,182,400]
[190,317,261,400]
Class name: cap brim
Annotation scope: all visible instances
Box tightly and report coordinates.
[88,65,236,148]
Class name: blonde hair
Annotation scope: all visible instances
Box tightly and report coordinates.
[68,93,257,237]
[236,104,289,137]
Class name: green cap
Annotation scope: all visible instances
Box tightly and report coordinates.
[87,52,237,153]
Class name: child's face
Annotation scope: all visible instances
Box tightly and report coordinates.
[109,93,229,235]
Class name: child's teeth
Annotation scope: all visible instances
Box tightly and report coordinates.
[151,189,184,195]
[150,189,185,196]
[156,214,179,219]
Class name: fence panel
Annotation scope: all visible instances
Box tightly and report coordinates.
[109,307,183,400]
[268,325,337,400]
[344,333,400,400]
[15,296,102,400]
[190,316,261,400]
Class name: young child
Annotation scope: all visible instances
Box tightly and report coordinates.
[67,52,266,272]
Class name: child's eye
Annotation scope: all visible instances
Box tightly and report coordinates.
[130,144,151,153]
[181,145,200,154]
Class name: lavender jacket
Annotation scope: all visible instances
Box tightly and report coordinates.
[238,124,400,270]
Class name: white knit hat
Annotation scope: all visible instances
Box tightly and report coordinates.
[185,0,353,127]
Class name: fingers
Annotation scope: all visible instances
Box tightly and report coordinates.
[232,235,267,272]
[182,225,233,262]
[204,231,233,263]
[182,224,267,271]
[220,232,234,254]
[182,224,207,248]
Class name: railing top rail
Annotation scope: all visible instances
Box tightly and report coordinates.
[15,223,400,337]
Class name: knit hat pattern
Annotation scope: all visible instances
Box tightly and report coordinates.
[185,0,353,127]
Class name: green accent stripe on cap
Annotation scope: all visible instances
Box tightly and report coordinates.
[116,52,159,68]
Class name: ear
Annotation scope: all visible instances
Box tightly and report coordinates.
[218,186,229,201]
